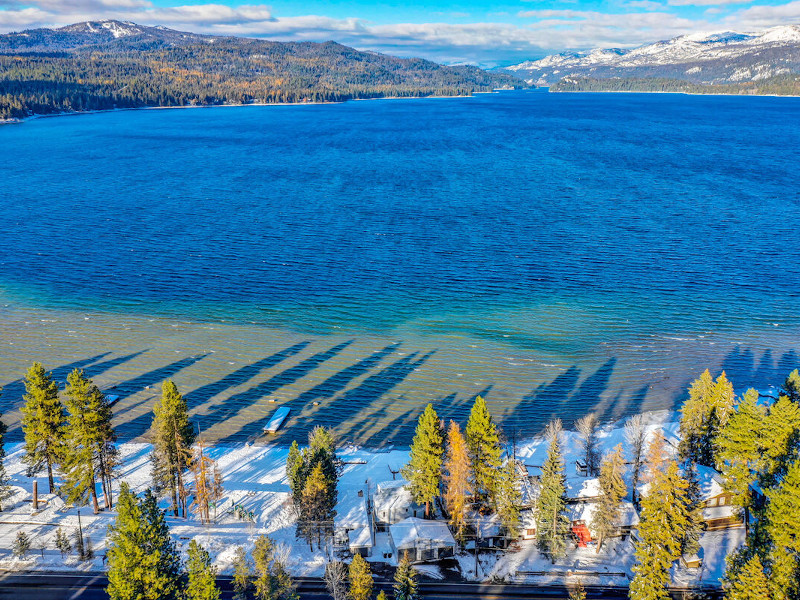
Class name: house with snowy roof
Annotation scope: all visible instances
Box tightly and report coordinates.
[696,465,744,530]
[372,480,425,530]
[388,517,456,563]
[334,486,374,557]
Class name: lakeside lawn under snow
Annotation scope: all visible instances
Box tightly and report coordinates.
[0,409,744,587]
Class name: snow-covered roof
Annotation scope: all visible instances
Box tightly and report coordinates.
[566,477,602,499]
[696,465,727,500]
[376,479,408,492]
[348,525,373,549]
[568,500,639,529]
[390,518,456,550]
[374,480,416,514]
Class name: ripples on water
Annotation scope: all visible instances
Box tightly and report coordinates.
[0,91,799,445]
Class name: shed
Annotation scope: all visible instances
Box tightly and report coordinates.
[389,517,456,563]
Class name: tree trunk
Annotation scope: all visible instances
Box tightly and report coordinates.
[170,475,179,517]
[90,472,100,514]
[47,460,54,495]
[98,451,111,509]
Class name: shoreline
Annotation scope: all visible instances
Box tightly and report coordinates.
[0,91,496,126]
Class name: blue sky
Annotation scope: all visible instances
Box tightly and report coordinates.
[1,0,799,65]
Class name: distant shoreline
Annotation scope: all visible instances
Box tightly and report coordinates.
[0,92,490,126]
[550,88,800,99]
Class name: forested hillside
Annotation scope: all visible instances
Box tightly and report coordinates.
[551,75,800,96]
[0,20,520,120]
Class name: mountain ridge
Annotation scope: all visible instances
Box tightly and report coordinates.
[0,20,520,120]
[502,24,800,86]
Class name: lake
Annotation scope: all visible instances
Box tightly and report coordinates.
[1,90,799,446]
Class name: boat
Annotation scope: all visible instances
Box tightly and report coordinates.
[264,406,290,433]
[106,394,120,406]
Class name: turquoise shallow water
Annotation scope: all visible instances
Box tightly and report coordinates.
[0,91,799,445]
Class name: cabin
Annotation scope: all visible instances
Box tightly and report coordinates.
[334,488,374,557]
[520,508,538,540]
[389,517,456,563]
[696,465,744,530]
[372,480,425,530]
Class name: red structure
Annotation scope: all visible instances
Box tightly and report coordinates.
[572,521,592,547]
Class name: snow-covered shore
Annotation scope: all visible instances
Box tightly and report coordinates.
[0,409,742,588]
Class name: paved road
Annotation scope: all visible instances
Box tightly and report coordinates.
[0,572,720,599]
[0,572,618,600]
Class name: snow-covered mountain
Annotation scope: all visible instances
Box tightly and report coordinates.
[0,19,212,51]
[504,25,800,85]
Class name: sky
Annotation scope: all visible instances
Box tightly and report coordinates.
[1,0,799,65]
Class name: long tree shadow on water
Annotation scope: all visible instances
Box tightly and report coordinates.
[203,340,355,443]
[184,341,311,410]
[251,349,435,447]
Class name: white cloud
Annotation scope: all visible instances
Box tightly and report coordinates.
[724,0,800,26]
[668,0,753,6]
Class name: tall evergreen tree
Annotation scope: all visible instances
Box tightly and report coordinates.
[151,379,195,517]
[21,362,65,493]
[536,420,570,562]
[716,388,766,515]
[401,403,444,518]
[726,555,772,600]
[765,457,800,595]
[495,458,521,537]
[0,408,12,511]
[348,554,373,600]
[252,535,296,600]
[286,440,303,506]
[61,369,108,513]
[761,395,800,487]
[393,551,418,600]
[300,463,335,551]
[681,461,704,557]
[106,482,183,600]
[629,460,690,600]
[186,540,221,600]
[782,369,800,402]
[232,546,254,600]
[443,420,471,544]
[679,370,734,467]
[591,444,626,553]
[465,395,501,504]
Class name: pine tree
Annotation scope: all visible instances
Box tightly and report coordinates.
[107,482,183,600]
[591,444,626,553]
[576,412,600,476]
[679,370,734,467]
[466,395,501,504]
[191,439,224,524]
[726,555,772,600]
[74,525,85,560]
[782,369,800,402]
[61,369,104,514]
[96,387,119,509]
[300,463,335,551]
[624,414,647,506]
[55,527,71,558]
[401,403,444,518]
[495,459,521,537]
[151,380,195,517]
[716,388,766,514]
[187,540,221,600]
[232,546,254,600]
[13,531,31,558]
[443,420,471,543]
[21,362,65,493]
[765,458,800,554]
[0,409,12,511]
[761,395,800,487]
[348,554,373,600]
[629,461,690,600]
[536,419,570,562]
[252,535,296,600]
[376,592,387,600]
[286,440,303,505]
[681,461,704,557]
[393,551,418,600]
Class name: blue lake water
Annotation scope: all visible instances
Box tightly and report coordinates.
[1,90,799,445]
